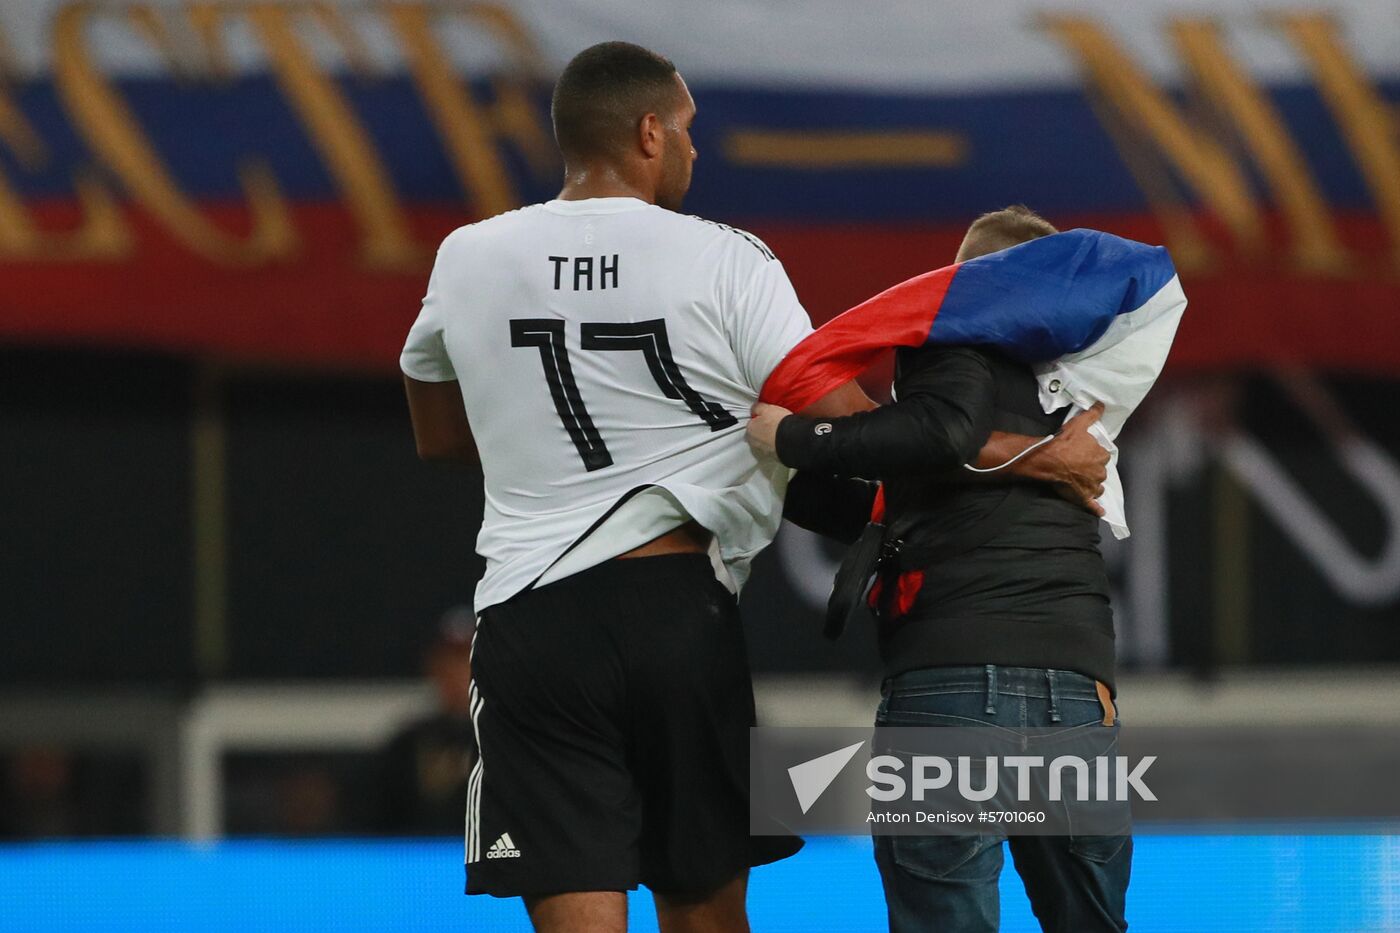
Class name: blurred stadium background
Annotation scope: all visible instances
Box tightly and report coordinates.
[2,0,1399,929]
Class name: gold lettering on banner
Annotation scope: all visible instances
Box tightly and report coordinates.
[307,1,378,77]
[0,17,129,259]
[125,5,188,78]
[52,2,295,265]
[1041,15,1265,271]
[725,130,969,169]
[1277,13,1400,270]
[386,2,555,218]
[1169,20,1349,274]
[467,4,558,181]
[237,3,420,269]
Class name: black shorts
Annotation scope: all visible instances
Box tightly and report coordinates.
[465,553,802,898]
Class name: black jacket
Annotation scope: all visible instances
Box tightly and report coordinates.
[778,345,1116,689]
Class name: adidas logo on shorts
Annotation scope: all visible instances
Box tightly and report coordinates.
[485,833,522,859]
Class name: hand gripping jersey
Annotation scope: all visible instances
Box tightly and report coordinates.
[401,197,811,613]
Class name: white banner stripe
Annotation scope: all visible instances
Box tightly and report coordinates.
[3,0,1399,90]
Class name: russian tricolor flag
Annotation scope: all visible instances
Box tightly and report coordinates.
[761,228,1187,538]
[761,228,1180,410]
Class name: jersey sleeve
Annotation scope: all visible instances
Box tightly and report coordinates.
[399,245,458,383]
[722,240,813,394]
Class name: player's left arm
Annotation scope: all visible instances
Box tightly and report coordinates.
[404,376,477,463]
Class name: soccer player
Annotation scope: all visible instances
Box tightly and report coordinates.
[401,41,856,932]
[401,43,1107,933]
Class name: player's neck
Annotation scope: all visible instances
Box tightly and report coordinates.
[557,163,656,205]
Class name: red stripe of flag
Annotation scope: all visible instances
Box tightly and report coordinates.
[760,263,963,411]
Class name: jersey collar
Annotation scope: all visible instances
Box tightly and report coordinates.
[543,197,652,215]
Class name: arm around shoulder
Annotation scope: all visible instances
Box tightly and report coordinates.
[770,347,997,478]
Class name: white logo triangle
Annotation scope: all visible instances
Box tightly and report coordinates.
[787,741,865,814]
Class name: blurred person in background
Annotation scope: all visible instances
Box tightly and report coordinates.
[0,746,146,838]
[278,766,344,837]
[751,207,1141,933]
[0,747,80,838]
[379,608,478,836]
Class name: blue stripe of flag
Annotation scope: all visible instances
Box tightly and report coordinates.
[930,229,1177,362]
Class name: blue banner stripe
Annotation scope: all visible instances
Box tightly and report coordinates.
[1,77,1391,220]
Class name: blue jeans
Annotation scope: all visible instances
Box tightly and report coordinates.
[872,665,1132,933]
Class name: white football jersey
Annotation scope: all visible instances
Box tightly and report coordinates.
[400,197,811,613]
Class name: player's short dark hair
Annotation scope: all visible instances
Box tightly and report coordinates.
[551,41,681,163]
[957,205,1059,261]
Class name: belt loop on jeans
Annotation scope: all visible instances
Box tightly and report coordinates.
[1046,670,1062,723]
[984,664,997,715]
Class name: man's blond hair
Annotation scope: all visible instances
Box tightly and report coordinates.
[955,204,1058,262]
